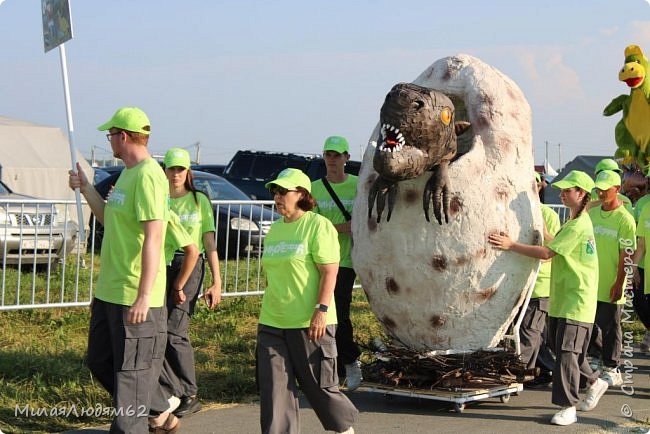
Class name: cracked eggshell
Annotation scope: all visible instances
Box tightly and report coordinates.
[352,54,543,351]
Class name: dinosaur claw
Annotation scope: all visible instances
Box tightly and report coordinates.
[369,177,398,223]
[423,163,451,225]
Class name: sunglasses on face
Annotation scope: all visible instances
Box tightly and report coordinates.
[269,185,297,196]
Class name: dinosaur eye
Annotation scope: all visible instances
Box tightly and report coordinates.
[440,107,452,125]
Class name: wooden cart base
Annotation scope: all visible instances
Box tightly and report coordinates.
[358,382,523,413]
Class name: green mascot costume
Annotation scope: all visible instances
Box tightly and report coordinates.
[604,44,650,167]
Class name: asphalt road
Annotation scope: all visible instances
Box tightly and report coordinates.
[65,352,650,434]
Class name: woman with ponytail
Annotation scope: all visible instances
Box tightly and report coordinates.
[159,148,223,419]
[489,170,607,426]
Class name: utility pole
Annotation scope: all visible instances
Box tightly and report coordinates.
[545,141,549,174]
[195,141,200,164]
[91,145,96,167]
[558,143,562,169]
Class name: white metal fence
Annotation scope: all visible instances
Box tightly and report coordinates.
[0,198,280,310]
[0,199,569,311]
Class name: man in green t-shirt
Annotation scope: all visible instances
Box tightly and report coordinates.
[69,107,171,433]
[311,136,362,391]
[587,170,636,388]
[589,158,633,214]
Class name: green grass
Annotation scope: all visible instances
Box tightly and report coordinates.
[1,258,646,433]
[0,259,384,434]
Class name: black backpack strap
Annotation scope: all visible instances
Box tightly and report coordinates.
[321,177,352,221]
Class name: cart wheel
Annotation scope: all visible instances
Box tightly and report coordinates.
[454,403,465,413]
[500,393,511,403]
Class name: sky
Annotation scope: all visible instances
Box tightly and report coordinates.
[1,0,650,170]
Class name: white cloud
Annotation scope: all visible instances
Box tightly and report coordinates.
[600,26,619,38]
[512,47,584,104]
[629,21,650,47]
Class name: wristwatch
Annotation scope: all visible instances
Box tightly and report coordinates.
[315,303,329,312]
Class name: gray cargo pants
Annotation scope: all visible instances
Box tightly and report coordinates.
[159,255,205,398]
[86,298,167,433]
[256,324,358,434]
[519,297,549,369]
[549,317,599,407]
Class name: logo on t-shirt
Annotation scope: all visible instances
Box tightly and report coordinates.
[108,189,126,206]
[178,211,200,224]
[593,226,618,238]
[586,239,596,255]
[265,241,305,256]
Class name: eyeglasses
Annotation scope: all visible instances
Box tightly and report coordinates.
[105,131,121,141]
[269,185,297,196]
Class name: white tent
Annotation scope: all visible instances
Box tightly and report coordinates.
[0,116,95,229]
[0,116,93,200]
[544,161,558,177]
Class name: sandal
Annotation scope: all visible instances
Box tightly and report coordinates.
[149,412,181,434]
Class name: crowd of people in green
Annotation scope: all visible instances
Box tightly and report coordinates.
[68,106,360,433]
[489,158,650,426]
[68,104,650,432]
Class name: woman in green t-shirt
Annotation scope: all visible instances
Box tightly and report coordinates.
[158,148,223,418]
[257,168,358,434]
[489,170,608,426]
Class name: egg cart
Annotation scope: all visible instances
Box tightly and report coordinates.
[358,373,523,414]
[357,267,537,413]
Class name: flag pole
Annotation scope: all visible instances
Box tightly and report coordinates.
[59,43,85,242]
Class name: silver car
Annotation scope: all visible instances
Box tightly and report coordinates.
[0,180,77,266]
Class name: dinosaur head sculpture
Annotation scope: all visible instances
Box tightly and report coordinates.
[369,82,471,224]
[619,44,649,91]
[375,82,465,181]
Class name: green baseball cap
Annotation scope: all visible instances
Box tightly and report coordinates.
[163,148,191,169]
[595,158,622,174]
[534,172,542,183]
[97,106,151,135]
[552,170,595,192]
[323,136,349,154]
[594,169,621,190]
[265,168,312,193]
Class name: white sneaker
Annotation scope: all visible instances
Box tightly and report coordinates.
[600,367,623,387]
[550,406,577,426]
[167,395,181,413]
[577,378,609,411]
[344,360,363,391]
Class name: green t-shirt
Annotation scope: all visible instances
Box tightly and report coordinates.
[312,175,357,268]
[260,211,340,328]
[588,205,636,304]
[169,192,215,253]
[590,191,633,215]
[634,194,650,222]
[547,213,598,323]
[164,210,194,263]
[636,205,650,294]
[96,158,169,307]
[531,204,561,299]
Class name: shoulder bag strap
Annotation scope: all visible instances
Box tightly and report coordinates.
[321,177,352,221]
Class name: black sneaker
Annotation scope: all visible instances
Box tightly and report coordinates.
[525,372,552,389]
[173,395,202,417]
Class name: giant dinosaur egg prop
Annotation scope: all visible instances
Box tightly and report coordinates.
[352,54,542,351]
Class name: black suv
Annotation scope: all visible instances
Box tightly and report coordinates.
[220,150,361,199]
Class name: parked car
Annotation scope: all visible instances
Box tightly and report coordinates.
[220,150,362,199]
[190,164,226,177]
[0,180,77,266]
[92,168,111,185]
[91,168,278,259]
